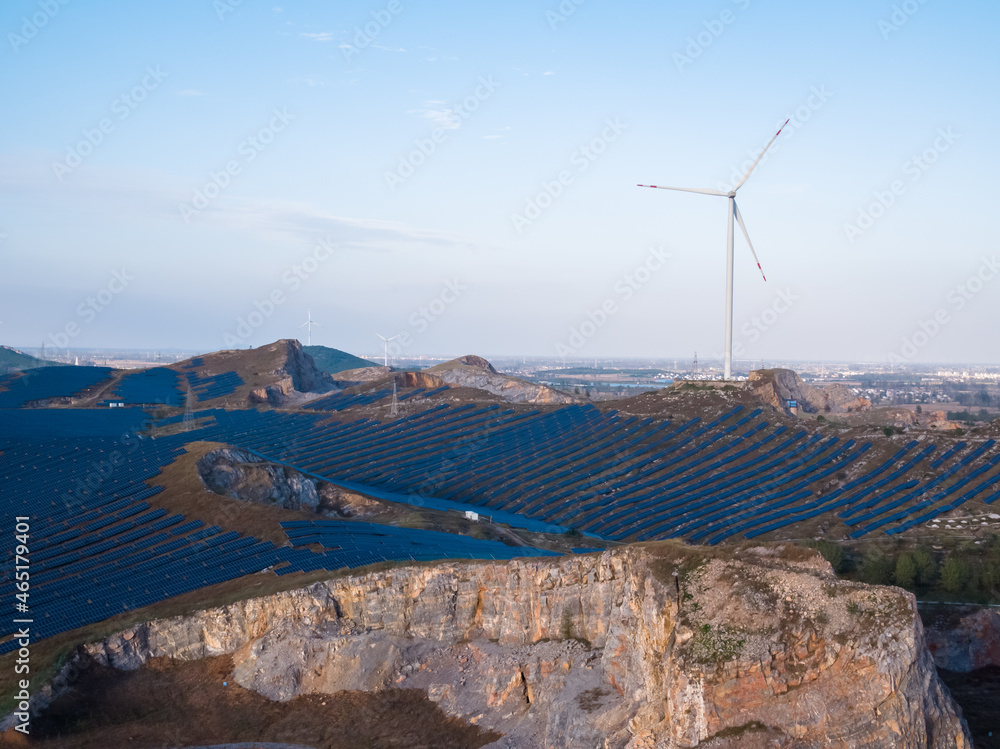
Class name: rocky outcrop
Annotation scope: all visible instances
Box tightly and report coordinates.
[925,607,1000,672]
[78,545,969,748]
[247,340,333,406]
[332,365,394,385]
[197,448,320,511]
[427,355,580,405]
[197,448,383,517]
[747,369,870,415]
[395,370,448,389]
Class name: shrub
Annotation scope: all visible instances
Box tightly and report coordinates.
[859,550,894,585]
[809,540,846,573]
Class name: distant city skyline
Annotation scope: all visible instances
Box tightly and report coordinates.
[2,0,998,364]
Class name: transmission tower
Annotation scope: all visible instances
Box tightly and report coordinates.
[389,380,399,417]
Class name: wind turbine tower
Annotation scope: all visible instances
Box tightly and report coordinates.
[374,331,401,367]
[639,119,789,380]
[299,307,321,346]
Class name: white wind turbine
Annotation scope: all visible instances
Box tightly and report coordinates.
[374,331,401,367]
[638,119,789,381]
[299,307,321,346]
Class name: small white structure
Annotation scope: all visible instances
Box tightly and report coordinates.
[464,511,479,522]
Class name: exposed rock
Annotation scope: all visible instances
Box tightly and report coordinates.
[247,340,334,406]
[196,448,384,518]
[317,483,385,518]
[78,545,970,748]
[197,448,319,511]
[747,369,870,415]
[248,382,295,407]
[394,370,448,389]
[427,355,579,405]
[925,608,1000,672]
[333,365,394,385]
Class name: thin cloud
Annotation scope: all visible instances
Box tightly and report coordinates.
[408,101,461,131]
[301,32,334,41]
[482,126,511,141]
[176,89,208,97]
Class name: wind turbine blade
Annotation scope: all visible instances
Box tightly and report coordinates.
[732,119,790,192]
[299,321,308,328]
[734,201,766,282]
[637,184,727,197]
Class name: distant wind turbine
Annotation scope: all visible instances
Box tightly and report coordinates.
[299,307,321,346]
[374,331,401,367]
[638,119,789,381]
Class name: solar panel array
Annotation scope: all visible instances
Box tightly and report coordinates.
[178,404,1000,543]
[103,367,185,407]
[183,370,244,401]
[305,388,394,411]
[0,366,114,408]
[283,520,559,569]
[0,409,559,650]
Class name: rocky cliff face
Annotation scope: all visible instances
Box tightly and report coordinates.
[78,545,969,748]
[245,339,334,406]
[197,447,384,517]
[747,369,870,415]
[427,355,579,405]
[925,607,1000,672]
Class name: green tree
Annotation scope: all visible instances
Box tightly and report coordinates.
[811,540,845,573]
[895,552,917,589]
[982,559,1000,594]
[941,556,970,594]
[860,550,894,585]
[912,546,938,587]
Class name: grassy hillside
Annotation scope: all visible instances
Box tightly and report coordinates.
[0,345,63,374]
[303,345,378,375]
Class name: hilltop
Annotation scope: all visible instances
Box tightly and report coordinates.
[302,345,379,376]
[0,345,61,374]
[171,339,334,407]
[426,355,580,404]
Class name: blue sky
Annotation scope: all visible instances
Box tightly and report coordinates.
[1,0,998,365]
